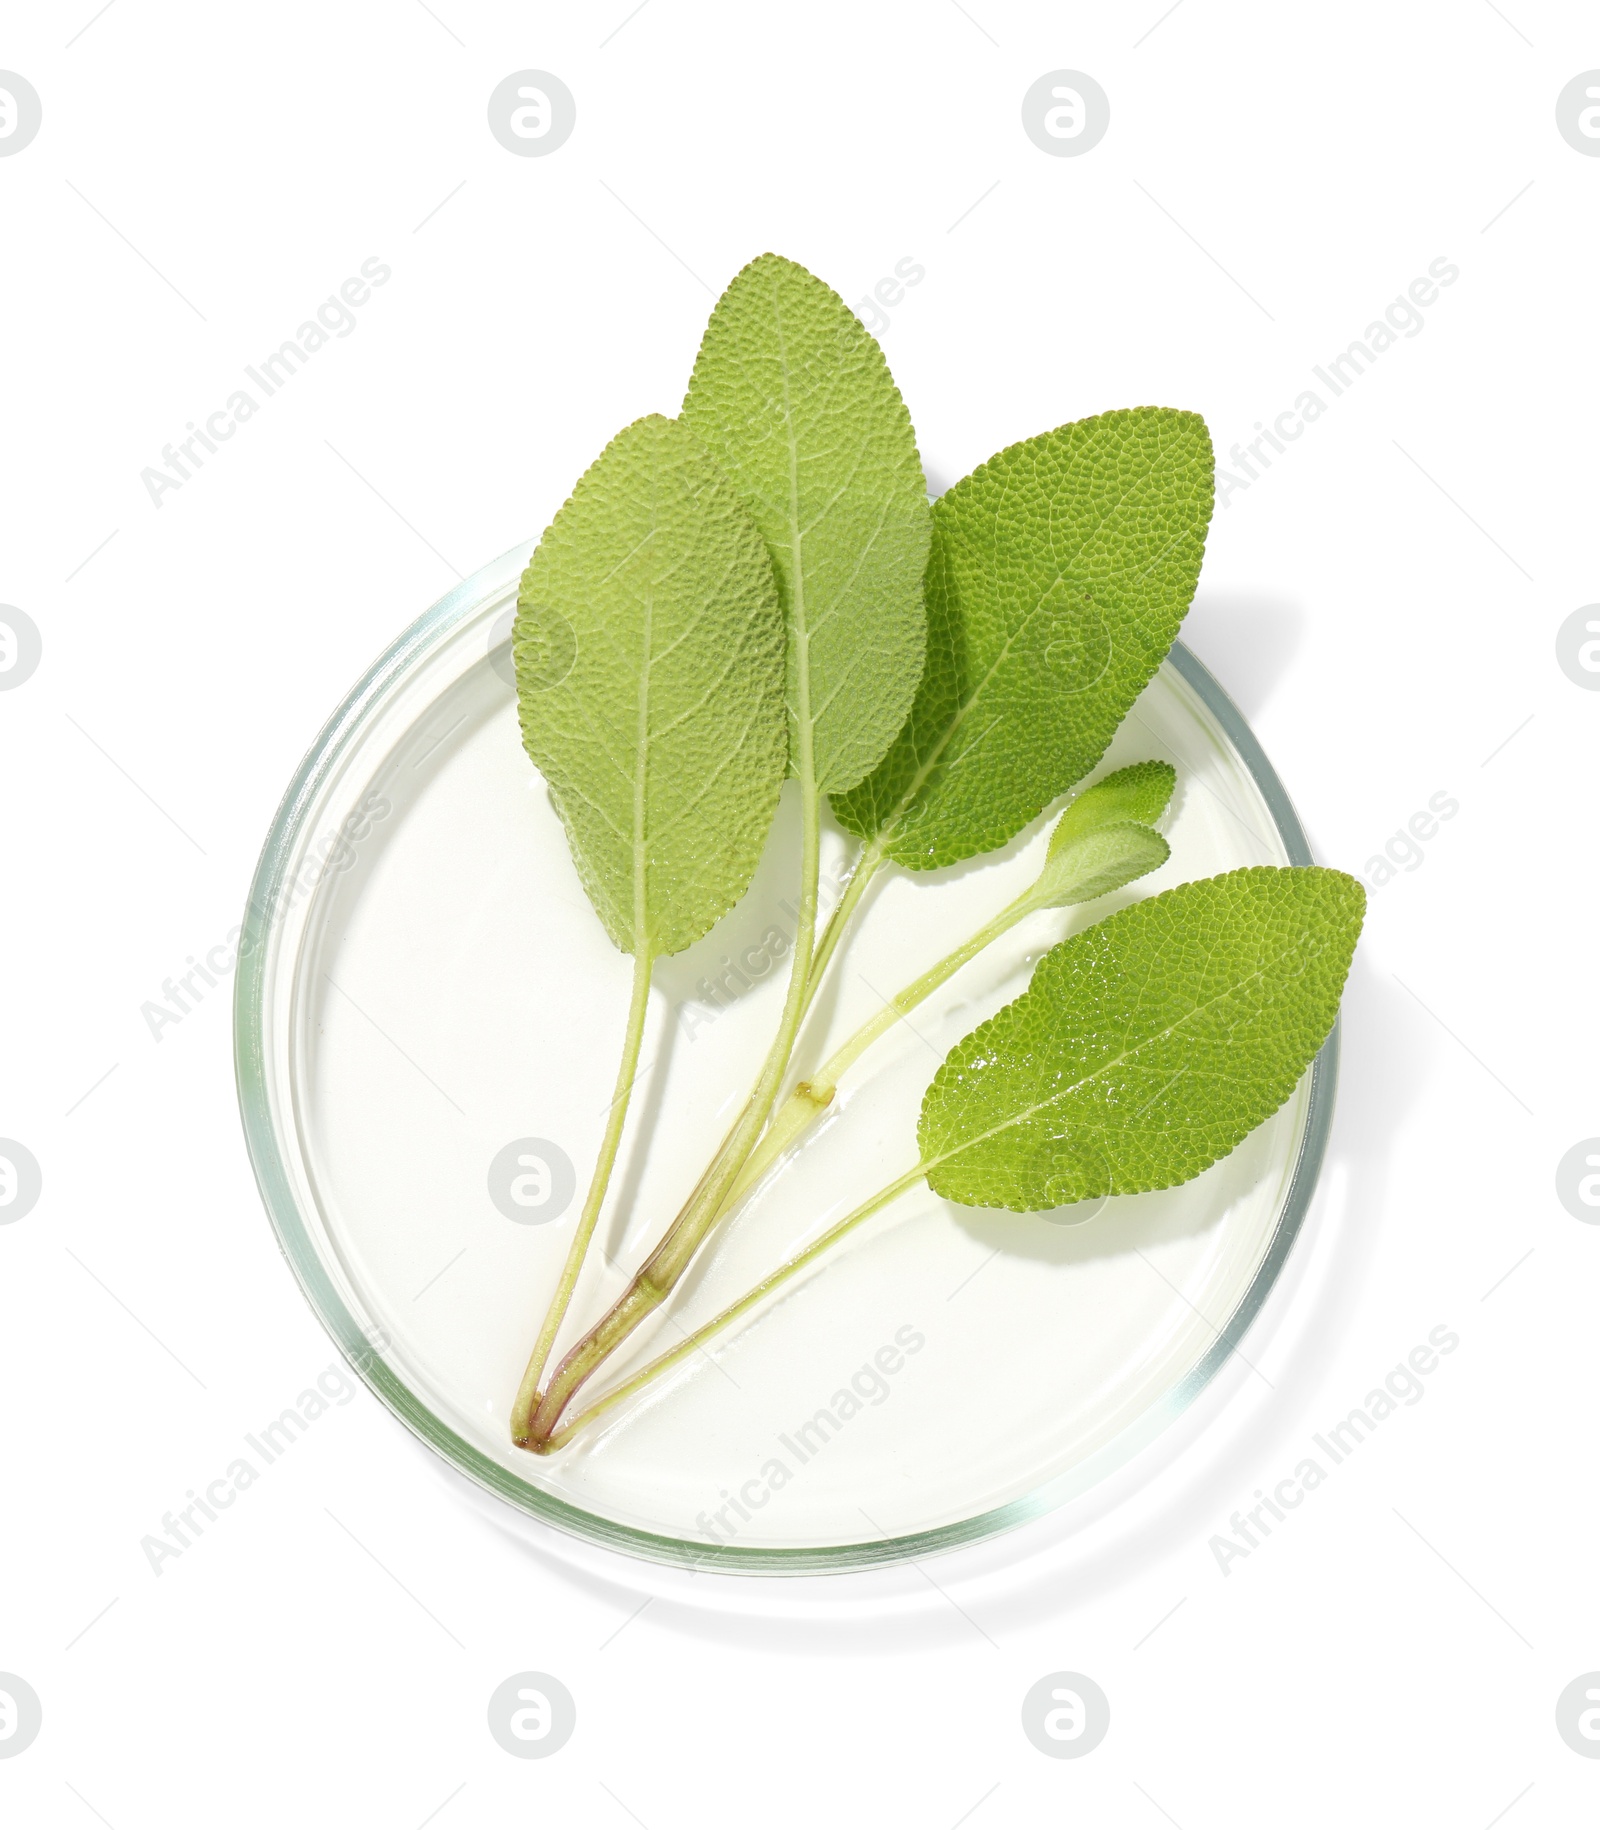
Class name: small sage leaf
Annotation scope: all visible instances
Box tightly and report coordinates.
[1048,761,1176,854]
[1032,820,1170,910]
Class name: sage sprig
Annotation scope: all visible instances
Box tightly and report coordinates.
[522,255,933,1447]
[503,253,1363,1456]
[538,868,1364,1450]
[506,414,786,1441]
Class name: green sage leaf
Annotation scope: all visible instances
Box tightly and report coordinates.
[513,413,788,958]
[1032,821,1170,910]
[680,253,930,797]
[1028,761,1176,905]
[918,867,1364,1210]
[833,409,1214,868]
[1048,761,1176,854]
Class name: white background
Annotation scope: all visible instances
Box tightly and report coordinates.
[3,1,1597,1822]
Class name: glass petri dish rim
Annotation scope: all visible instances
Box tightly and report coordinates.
[233,538,1338,1578]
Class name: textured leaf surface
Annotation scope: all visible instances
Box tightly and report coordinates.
[833,410,1213,868]
[1033,821,1169,910]
[1048,761,1176,855]
[680,254,930,795]
[1031,761,1175,905]
[919,868,1364,1210]
[514,413,787,957]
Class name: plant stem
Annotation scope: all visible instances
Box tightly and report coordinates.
[802,835,885,1018]
[539,1163,929,1451]
[722,883,1044,1210]
[524,789,825,1446]
[509,945,654,1446]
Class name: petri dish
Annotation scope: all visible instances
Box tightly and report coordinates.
[235,538,1335,1575]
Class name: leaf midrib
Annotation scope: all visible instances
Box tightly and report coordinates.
[772,272,818,806]
[630,494,657,959]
